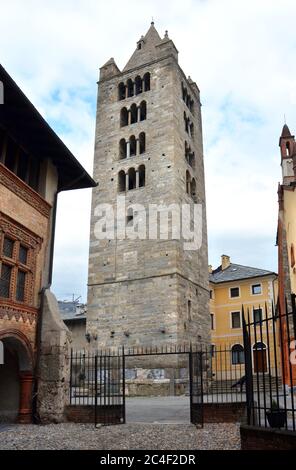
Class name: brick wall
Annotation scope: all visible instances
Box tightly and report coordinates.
[203,402,247,423]
[66,406,94,423]
[66,405,124,424]
[240,425,296,450]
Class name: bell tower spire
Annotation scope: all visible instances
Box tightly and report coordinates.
[279,124,295,185]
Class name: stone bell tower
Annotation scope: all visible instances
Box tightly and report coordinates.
[87,22,210,349]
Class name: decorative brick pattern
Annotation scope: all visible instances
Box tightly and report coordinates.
[0,163,51,218]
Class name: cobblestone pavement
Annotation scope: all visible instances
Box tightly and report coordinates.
[0,423,241,450]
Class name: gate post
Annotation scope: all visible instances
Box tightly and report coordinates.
[189,346,193,424]
[94,353,98,426]
[122,346,126,424]
[242,308,254,425]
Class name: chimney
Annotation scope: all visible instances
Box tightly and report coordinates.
[221,254,230,270]
[208,265,213,274]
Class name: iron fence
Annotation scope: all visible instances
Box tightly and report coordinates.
[69,343,251,411]
[243,297,296,431]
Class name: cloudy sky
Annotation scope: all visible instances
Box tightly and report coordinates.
[1,0,296,301]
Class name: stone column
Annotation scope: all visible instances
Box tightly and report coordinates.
[136,170,139,188]
[18,371,34,424]
[128,110,131,126]
[37,289,71,423]
[126,141,131,159]
[133,82,137,96]
[125,85,128,99]
[137,106,141,123]
[136,139,140,156]
[125,173,129,191]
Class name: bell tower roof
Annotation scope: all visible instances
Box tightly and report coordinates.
[123,22,163,72]
[281,124,292,139]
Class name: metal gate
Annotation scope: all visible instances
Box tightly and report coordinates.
[189,350,204,426]
[70,345,207,427]
[94,352,125,426]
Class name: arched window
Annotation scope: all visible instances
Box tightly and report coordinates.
[187,300,192,321]
[190,123,194,138]
[140,101,147,121]
[190,99,194,114]
[127,79,134,98]
[139,165,146,187]
[118,170,126,192]
[143,72,150,92]
[182,84,186,102]
[286,142,290,156]
[135,75,142,95]
[253,342,266,351]
[184,112,189,133]
[231,344,244,365]
[118,82,126,101]
[130,104,138,125]
[119,139,127,159]
[186,171,191,194]
[189,152,195,169]
[191,178,197,202]
[128,168,136,190]
[130,135,136,157]
[185,142,195,168]
[120,107,128,127]
[139,132,146,154]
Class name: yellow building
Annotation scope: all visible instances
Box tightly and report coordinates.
[209,255,278,378]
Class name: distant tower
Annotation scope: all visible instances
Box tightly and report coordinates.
[279,124,295,185]
[87,23,210,349]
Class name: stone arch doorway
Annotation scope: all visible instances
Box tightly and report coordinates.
[0,330,34,423]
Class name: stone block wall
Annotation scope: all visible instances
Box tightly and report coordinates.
[87,26,210,352]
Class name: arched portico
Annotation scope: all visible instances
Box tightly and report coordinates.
[0,330,34,423]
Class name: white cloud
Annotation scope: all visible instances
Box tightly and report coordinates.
[1,0,295,299]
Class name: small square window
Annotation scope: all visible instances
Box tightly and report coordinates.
[19,246,28,265]
[230,287,240,298]
[209,290,213,300]
[126,215,134,226]
[253,308,263,324]
[3,237,14,259]
[252,284,262,295]
[231,311,241,329]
